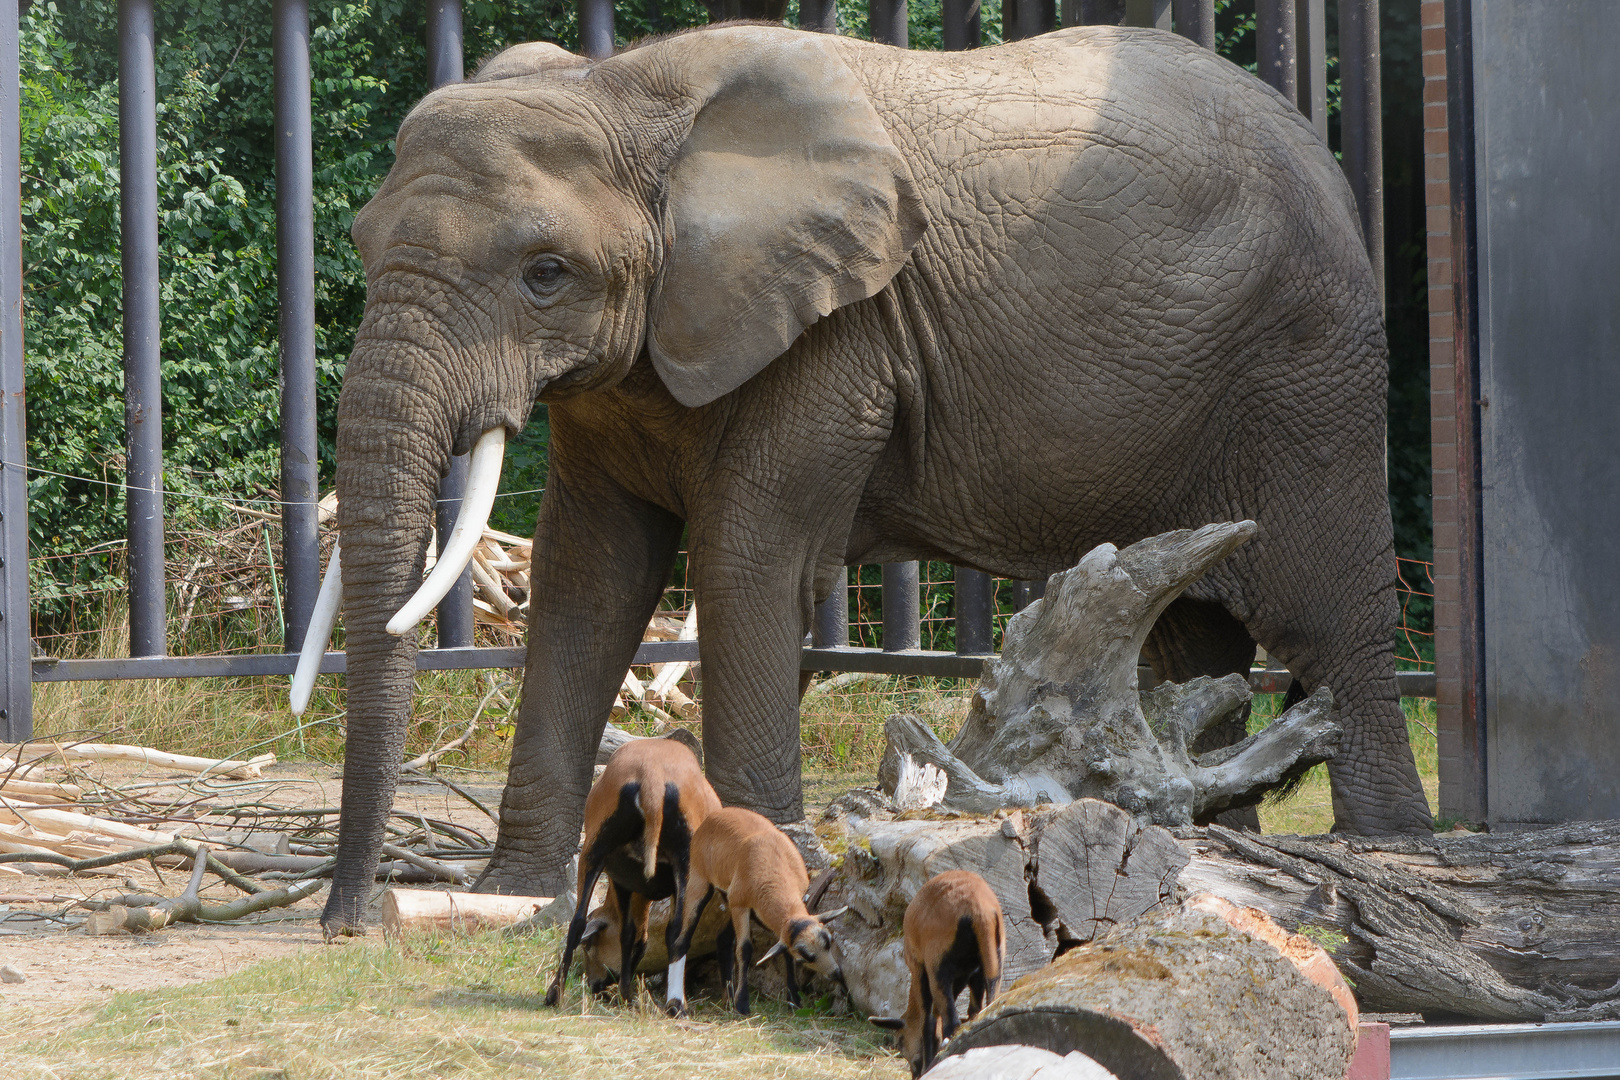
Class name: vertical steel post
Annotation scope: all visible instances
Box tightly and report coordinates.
[274,0,319,655]
[942,0,979,49]
[812,571,849,648]
[1124,0,1171,29]
[881,562,919,652]
[1073,0,1125,25]
[425,1,473,651]
[1172,0,1213,47]
[426,0,463,86]
[579,0,615,59]
[1255,0,1297,103]
[0,1,31,741]
[1295,0,1327,141]
[801,0,838,33]
[119,0,165,658]
[1015,0,1053,39]
[869,0,907,47]
[954,569,994,656]
[1339,0,1384,305]
[1012,579,1044,611]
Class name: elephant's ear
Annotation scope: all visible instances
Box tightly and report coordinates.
[635,29,929,407]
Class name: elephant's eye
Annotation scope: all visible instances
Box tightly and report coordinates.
[523,257,567,300]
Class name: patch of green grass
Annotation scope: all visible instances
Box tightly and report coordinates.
[13,930,900,1080]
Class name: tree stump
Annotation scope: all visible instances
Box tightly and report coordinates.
[941,903,1358,1080]
[880,523,1339,825]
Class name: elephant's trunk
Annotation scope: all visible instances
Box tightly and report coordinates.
[320,337,454,937]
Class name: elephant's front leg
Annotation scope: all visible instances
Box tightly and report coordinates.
[477,472,683,897]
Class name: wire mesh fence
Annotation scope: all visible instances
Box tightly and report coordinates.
[24,519,1437,767]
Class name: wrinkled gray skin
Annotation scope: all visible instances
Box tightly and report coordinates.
[324,24,1431,935]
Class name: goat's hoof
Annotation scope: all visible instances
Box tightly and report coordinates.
[666,1001,689,1019]
[543,986,562,1009]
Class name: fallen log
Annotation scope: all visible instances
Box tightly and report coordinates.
[941,901,1357,1080]
[820,796,1620,1023]
[381,888,551,937]
[923,1046,1119,1079]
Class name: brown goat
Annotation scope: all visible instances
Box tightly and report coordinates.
[667,806,848,1016]
[870,870,1005,1077]
[543,736,720,1008]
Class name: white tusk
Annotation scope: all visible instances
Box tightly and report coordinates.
[290,543,342,717]
[386,428,507,637]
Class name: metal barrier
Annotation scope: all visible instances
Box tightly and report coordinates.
[0,0,1385,743]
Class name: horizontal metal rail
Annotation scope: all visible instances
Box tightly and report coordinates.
[31,642,1436,699]
[1390,1020,1620,1080]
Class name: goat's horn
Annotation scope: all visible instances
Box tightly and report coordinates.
[387,427,506,637]
[290,543,341,716]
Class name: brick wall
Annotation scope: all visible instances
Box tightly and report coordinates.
[1423,0,1477,821]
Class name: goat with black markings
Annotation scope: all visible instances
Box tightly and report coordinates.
[666,806,848,1016]
[870,869,1005,1077]
[544,736,720,1008]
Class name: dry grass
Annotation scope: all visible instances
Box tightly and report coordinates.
[9,929,899,1080]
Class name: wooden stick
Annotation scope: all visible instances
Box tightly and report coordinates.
[0,797,177,845]
[647,607,698,697]
[381,888,552,937]
[9,743,276,780]
[0,778,82,803]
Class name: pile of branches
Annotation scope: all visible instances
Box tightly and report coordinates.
[0,737,495,936]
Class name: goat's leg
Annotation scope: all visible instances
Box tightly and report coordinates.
[544,860,606,1007]
[782,953,800,1007]
[614,885,648,1003]
[665,880,713,1018]
[967,970,987,1019]
[731,908,755,1015]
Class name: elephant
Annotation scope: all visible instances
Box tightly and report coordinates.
[301,23,1433,936]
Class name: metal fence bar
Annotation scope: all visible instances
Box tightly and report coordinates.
[1296,0,1327,141]
[813,571,850,648]
[954,569,994,656]
[881,562,920,651]
[1070,0,1125,25]
[425,0,475,650]
[0,2,28,742]
[870,0,908,47]
[941,0,979,49]
[274,0,320,655]
[119,0,166,658]
[1126,0,1171,29]
[801,0,838,33]
[579,0,614,59]
[1339,0,1385,305]
[1256,0,1297,102]
[1012,579,1044,611]
[1172,0,1214,47]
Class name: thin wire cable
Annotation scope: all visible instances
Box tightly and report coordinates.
[3,460,544,507]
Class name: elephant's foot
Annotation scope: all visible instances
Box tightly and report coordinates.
[473,845,574,898]
[321,892,369,941]
[1330,772,1434,836]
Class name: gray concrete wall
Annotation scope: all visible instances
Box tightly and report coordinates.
[1473,0,1620,825]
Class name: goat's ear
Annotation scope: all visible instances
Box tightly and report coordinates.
[756,940,790,967]
[613,27,927,407]
[817,905,851,923]
[869,1016,906,1031]
[580,917,610,945]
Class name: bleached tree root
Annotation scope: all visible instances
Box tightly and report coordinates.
[879,523,1339,825]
